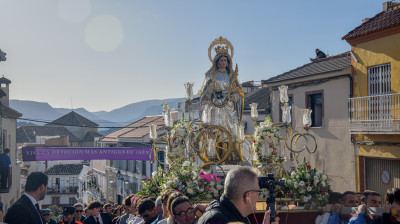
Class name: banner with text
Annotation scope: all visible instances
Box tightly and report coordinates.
[22,147,153,161]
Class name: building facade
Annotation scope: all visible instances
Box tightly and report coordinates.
[0,77,23,212]
[343,1,400,196]
[262,52,356,192]
[98,113,177,204]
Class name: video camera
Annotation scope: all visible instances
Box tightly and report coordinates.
[258,173,285,191]
[258,173,285,222]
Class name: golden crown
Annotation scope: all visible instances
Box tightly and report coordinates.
[214,45,229,55]
[208,36,234,62]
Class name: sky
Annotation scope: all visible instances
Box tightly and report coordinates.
[0,0,385,112]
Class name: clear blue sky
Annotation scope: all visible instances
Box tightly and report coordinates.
[0,0,384,112]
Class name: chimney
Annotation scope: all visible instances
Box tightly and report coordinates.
[383,1,396,11]
[0,76,11,107]
[362,18,370,23]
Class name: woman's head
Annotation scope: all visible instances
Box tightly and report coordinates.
[214,54,231,71]
[167,192,184,218]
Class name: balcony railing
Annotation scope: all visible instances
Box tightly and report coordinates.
[349,93,400,134]
[0,173,12,193]
[47,186,79,194]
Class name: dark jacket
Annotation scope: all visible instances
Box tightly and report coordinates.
[84,213,113,224]
[197,195,249,224]
[4,194,45,224]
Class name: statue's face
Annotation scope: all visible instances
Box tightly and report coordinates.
[218,56,228,69]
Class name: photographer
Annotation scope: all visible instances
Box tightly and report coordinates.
[197,167,279,224]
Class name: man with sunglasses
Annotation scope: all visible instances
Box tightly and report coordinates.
[171,196,205,224]
[42,209,57,224]
[197,167,279,224]
[59,207,83,224]
[74,203,86,222]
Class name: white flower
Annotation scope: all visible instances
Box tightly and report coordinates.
[306,174,311,179]
[315,172,320,178]
[313,175,319,180]
[322,175,327,181]
[287,179,292,185]
[187,188,194,194]
[329,186,333,191]
[192,171,197,178]
[303,196,309,202]
[307,186,312,192]
[167,181,173,186]
[321,181,326,187]
[216,184,223,190]
[182,170,188,176]
[299,181,305,186]
[213,189,219,195]
[210,182,215,187]
[294,182,299,189]
[314,179,319,185]
[183,161,191,167]
[296,175,300,179]
[152,171,157,177]
[291,171,296,178]
[300,189,306,194]
[213,191,219,198]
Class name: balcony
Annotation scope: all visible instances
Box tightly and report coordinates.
[47,186,78,194]
[349,93,400,134]
[0,173,12,193]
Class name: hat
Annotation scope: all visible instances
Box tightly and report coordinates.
[41,209,50,215]
[62,207,75,215]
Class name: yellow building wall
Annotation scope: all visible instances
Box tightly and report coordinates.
[352,32,400,159]
[352,32,400,97]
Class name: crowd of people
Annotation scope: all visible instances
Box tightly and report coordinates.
[315,188,400,224]
[1,168,399,224]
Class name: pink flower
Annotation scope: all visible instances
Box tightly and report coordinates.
[212,174,220,181]
[201,173,212,182]
[198,183,202,186]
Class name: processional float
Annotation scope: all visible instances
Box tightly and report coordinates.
[149,36,318,176]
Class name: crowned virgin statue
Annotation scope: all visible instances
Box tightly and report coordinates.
[198,37,244,143]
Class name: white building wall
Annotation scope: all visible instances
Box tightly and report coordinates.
[271,77,356,192]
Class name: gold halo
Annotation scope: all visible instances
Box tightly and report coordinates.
[208,36,234,63]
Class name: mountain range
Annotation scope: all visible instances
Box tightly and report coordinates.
[10,98,184,135]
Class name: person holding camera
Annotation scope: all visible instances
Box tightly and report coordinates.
[197,167,279,224]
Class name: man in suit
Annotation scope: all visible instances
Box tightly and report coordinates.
[4,172,48,224]
[83,201,112,224]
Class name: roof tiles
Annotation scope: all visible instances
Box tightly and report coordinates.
[262,52,351,85]
[342,5,400,40]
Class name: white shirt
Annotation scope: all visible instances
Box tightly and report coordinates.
[128,216,143,224]
[94,215,103,224]
[24,193,42,221]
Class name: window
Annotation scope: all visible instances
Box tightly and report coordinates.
[52,197,60,205]
[368,63,391,96]
[306,90,324,127]
[279,95,293,125]
[142,161,147,175]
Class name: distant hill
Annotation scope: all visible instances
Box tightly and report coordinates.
[10,98,184,131]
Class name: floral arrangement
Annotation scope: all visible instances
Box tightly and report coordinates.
[137,159,224,201]
[167,118,198,162]
[162,160,224,201]
[284,158,333,206]
[252,115,282,168]
[137,170,167,197]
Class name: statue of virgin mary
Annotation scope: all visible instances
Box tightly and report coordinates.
[198,37,244,141]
